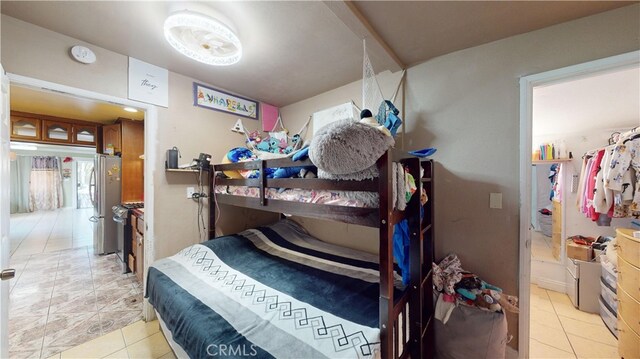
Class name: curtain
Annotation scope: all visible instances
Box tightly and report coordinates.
[10,155,33,214]
[29,156,64,211]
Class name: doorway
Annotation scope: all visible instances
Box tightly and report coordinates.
[3,75,156,358]
[519,51,640,358]
[76,159,93,209]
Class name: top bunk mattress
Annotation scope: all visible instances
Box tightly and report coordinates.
[147,220,400,359]
[214,185,378,208]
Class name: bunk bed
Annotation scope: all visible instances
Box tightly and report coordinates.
[146,149,435,359]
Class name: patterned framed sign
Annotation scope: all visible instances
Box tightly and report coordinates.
[193,83,258,120]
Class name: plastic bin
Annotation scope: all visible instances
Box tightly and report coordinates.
[599,296,618,338]
[600,278,618,313]
[601,258,617,293]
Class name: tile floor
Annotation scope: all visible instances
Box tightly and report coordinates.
[9,209,143,359]
[45,319,175,359]
[530,284,618,358]
[532,230,556,262]
[10,208,94,256]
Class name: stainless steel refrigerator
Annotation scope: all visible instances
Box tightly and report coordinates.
[89,155,122,255]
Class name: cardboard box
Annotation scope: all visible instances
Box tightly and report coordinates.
[566,240,593,261]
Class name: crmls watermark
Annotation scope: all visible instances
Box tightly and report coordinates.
[206,344,258,357]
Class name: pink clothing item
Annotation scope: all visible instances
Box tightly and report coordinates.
[588,150,605,221]
[582,157,595,215]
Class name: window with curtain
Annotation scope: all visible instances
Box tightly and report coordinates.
[9,155,33,214]
[29,156,64,211]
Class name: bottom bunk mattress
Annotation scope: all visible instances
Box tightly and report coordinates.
[146,220,396,358]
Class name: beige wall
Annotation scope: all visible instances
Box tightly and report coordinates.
[1,15,276,261]
[281,4,640,349]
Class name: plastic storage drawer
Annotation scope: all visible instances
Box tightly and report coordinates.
[599,296,618,338]
[600,259,617,293]
[600,278,618,313]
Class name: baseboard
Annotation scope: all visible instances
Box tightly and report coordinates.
[505,345,518,359]
[532,276,566,293]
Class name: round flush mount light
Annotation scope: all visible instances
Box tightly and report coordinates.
[123,107,138,113]
[70,45,96,64]
[164,10,242,66]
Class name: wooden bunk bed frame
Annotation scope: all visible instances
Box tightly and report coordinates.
[209,149,435,359]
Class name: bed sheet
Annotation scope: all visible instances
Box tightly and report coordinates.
[146,220,402,358]
[214,185,378,208]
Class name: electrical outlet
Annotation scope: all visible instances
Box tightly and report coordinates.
[489,193,503,209]
[187,187,195,199]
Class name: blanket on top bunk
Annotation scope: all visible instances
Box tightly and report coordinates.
[146,220,400,359]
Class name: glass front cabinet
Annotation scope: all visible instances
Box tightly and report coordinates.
[42,120,72,143]
[10,113,100,147]
[73,125,97,145]
[10,116,41,141]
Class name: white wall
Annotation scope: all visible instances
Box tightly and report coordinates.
[281,4,640,349]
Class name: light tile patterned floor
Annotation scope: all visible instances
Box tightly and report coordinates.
[45,320,175,359]
[10,208,94,256]
[532,231,556,262]
[530,284,618,358]
[9,209,142,358]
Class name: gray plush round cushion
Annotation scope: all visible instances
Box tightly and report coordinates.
[309,119,395,175]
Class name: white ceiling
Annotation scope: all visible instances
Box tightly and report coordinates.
[1,1,634,107]
[532,66,640,137]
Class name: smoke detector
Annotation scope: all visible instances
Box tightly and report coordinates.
[70,45,96,64]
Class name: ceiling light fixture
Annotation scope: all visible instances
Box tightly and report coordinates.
[164,10,242,66]
[123,107,139,113]
[10,143,38,151]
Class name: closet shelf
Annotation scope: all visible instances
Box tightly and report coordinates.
[532,159,572,164]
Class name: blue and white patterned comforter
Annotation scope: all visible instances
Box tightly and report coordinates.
[146,220,398,359]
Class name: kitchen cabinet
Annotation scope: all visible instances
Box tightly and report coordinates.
[72,124,97,145]
[42,120,72,143]
[130,209,144,283]
[102,124,121,154]
[101,119,144,202]
[10,115,41,141]
[10,111,100,148]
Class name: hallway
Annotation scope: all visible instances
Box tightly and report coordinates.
[10,208,93,256]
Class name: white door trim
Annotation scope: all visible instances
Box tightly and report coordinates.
[518,50,640,358]
[6,73,158,320]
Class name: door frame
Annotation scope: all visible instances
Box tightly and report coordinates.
[518,50,640,358]
[5,73,158,320]
[75,158,94,209]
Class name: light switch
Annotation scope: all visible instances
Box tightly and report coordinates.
[489,193,502,209]
[187,187,195,199]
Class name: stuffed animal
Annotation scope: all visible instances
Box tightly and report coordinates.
[256,141,270,152]
[271,166,315,179]
[359,109,392,137]
[221,147,256,179]
[454,272,519,313]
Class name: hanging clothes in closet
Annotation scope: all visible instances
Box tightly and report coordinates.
[578,127,640,224]
[605,128,640,218]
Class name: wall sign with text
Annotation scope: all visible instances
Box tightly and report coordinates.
[128,57,168,108]
[193,83,258,120]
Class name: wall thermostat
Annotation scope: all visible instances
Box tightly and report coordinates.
[70,45,96,64]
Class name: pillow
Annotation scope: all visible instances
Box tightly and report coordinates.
[309,120,394,176]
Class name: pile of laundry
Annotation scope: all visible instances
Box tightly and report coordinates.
[432,254,519,324]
